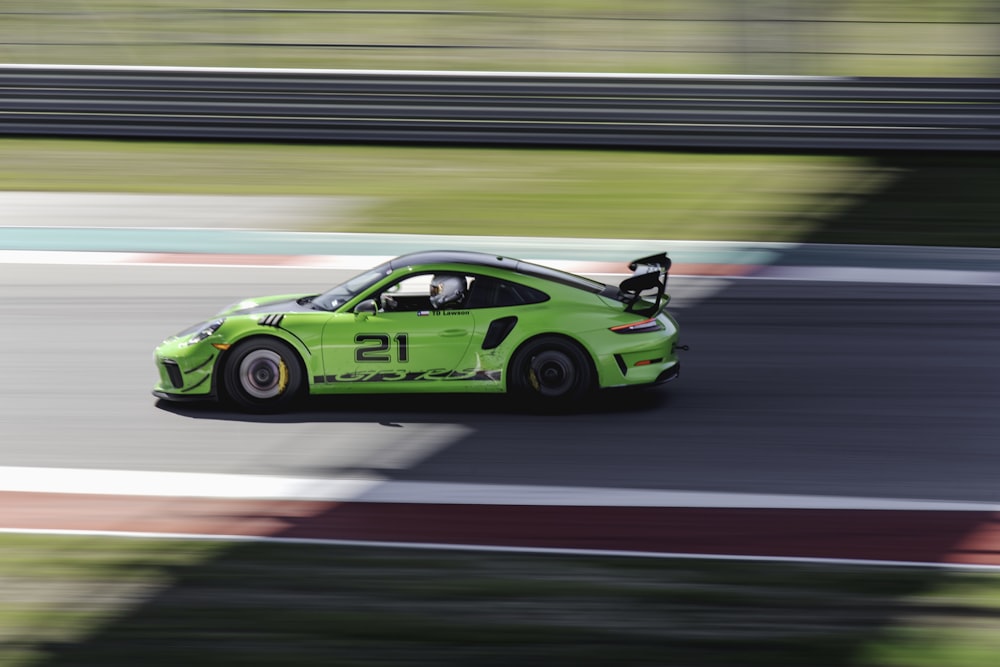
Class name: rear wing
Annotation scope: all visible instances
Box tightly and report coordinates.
[619,252,671,315]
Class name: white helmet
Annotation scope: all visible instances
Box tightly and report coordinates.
[429,275,466,309]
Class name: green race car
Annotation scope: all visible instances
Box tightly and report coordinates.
[153,250,683,411]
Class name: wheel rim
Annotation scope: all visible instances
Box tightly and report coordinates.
[238,349,288,399]
[527,350,576,397]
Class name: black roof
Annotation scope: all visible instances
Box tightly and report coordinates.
[388,249,605,293]
[388,250,514,271]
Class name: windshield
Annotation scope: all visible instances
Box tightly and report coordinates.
[311,263,392,311]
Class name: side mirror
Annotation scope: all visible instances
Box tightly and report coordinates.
[353,299,378,319]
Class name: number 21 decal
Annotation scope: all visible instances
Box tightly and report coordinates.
[355,333,409,363]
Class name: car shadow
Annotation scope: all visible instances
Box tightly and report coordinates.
[153,386,674,424]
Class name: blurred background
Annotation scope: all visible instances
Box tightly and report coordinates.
[2,0,999,75]
[2,2,999,246]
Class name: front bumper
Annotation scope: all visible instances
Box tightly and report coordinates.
[152,388,214,402]
[152,343,220,400]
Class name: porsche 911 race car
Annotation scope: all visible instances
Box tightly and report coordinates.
[153,250,683,411]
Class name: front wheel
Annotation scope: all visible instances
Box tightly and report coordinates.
[508,336,593,409]
[223,338,303,412]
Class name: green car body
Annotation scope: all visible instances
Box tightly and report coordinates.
[153,250,682,411]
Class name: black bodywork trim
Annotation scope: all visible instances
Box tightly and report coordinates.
[314,369,501,384]
[654,362,680,384]
[389,250,605,295]
[482,316,517,350]
[259,313,285,328]
[162,359,183,389]
[158,356,217,396]
[186,354,215,374]
[620,252,671,316]
[153,389,211,402]
[181,374,210,393]
[613,353,628,377]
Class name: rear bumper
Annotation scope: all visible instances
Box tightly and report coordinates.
[605,349,679,388]
[654,361,680,384]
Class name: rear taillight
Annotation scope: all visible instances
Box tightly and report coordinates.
[610,318,663,334]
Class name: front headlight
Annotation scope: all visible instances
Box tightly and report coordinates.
[180,318,225,347]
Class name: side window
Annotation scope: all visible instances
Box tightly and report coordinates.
[378,273,473,311]
[465,276,549,309]
[378,273,435,312]
[391,273,436,296]
[509,282,549,305]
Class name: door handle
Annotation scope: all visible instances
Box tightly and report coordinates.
[440,329,468,338]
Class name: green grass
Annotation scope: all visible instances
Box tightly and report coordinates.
[2,534,1000,667]
[0,0,997,76]
[4,138,1000,247]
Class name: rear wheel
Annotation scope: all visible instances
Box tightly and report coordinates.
[223,338,303,412]
[509,336,593,409]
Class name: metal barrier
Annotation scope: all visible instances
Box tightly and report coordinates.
[1,65,998,150]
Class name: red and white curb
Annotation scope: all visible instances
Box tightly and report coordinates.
[2,466,1000,569]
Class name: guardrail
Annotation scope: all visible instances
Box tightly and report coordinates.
[1,65,998,150]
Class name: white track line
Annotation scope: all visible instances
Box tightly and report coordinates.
[2,466,998,511]
[2,63,847,82]
[0,466,383,501]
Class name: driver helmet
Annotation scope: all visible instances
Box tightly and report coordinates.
[429,274,466,309]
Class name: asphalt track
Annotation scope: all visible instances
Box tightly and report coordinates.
[2,254,999,566]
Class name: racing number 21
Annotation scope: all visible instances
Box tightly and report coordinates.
[355,333,409,363]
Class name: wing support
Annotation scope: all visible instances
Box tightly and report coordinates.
[619,252,671,315]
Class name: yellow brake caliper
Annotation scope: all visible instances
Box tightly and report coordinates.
[277,360,289,394]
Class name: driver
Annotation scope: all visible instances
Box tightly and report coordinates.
[429,274,466,309]
[379,291,398,311]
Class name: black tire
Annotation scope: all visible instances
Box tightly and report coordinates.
[508,335,593,409]
[223,338,303,412]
